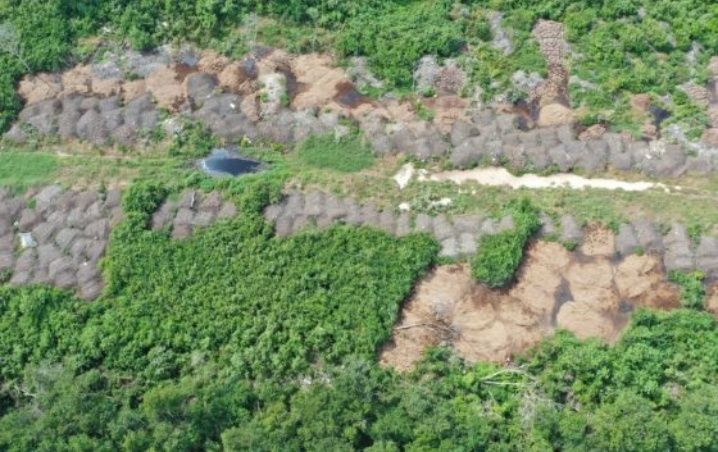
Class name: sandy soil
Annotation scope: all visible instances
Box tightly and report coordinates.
[380,233,681,372]
[427,167,668,192]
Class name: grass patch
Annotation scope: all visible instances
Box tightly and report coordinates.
[471,199,541,288]
[0,151,58,190]
[669,271,706,310]
[296,133,374,173]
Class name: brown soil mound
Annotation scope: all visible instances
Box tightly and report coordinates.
[92,78,123,97]
[197,50,230,74]
[380,234,681,372]
[18,74,62,104]
[146,66,187,111]
[426,95,470,134]
[291,54,350,111]
[565,259,618,313]
[379,264,473,371]
[537,103,575,127]
[122,80,147,103]
[61,65,93,96]
[218,61,256,95]
[706,285,718,315]
[615,254,681,309]
[556,302,619,341]
[509,241,570,316]
[580,224,615,257]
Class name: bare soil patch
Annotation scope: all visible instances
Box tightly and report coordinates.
[380,235,681,371]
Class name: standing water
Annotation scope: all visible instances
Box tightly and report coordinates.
[198,148,262,177]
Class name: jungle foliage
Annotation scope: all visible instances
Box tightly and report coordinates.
[0,179,718,448]
[1,1,718,446]
[3,262,718,449]
[471,199,541,288]
[669,270,707,310]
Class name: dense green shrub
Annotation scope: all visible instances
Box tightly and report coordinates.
[0,0,73,131]
[669,270,706,310]
[471,199,541,287]
[336,1,465,87]
[296,133,374,172]
[1,178,437,385]
[3,179,718,448]
[167,121,218,158]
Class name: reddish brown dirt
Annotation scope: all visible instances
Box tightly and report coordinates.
[333,81,370,109]
[197,50,230,74]
[379,264,473,372]
[380,233,681,372]
[580,224,615,257]
[18,74,62,104]
[146,66,187,111]
[706,285,718,316]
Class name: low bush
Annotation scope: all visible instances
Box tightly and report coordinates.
[296,133,374,173]
[167,121,218,159]
[471,199,540,287]
[669,270,706,310]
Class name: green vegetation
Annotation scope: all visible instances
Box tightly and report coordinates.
[0,177,440,449]
[296,133,375,173]
[0,151,58,190]
[167,121,218,159]
[336,1,464,87]
[471,199,540,287]
[669,270,706,310]
[3,2,718,449]
[2,0,717,134]
[4,258,718,449]
[487,0,718,131]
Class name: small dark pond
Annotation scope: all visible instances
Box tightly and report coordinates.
[199,149,263,177]
[649,105,671,128]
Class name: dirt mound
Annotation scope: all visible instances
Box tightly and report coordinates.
[256,48,292,77]
[426,95,470,134]
[18,74,62,104]
[381,235,681,372]
[580,225,615,257]
[197,50,230,74]
[218,61,257,95]
[615,254,680,309]
[145,66,187,111]
[61,65,93,96]
[565,259,618,313]
[703,128,718,147]
[537,102,574,127]
[91,77,123,97]
[556,302,618,341]
[706,285,718,315]
[509,241,570,316]
[291,53,350,111]
[379,264,473,371]
[579,124,607,141]
[122,80,147,103]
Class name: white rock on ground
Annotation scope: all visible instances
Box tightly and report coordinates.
[428,167,669,192]
[18,233,37,249]
[393,163,416,189]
